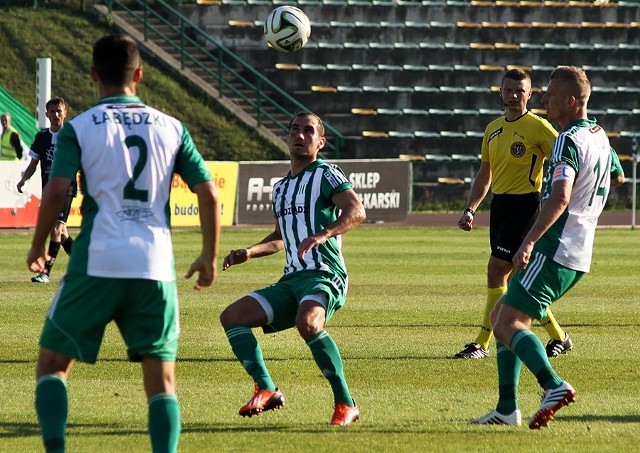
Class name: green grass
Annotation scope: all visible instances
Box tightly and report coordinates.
[1,226,640,452]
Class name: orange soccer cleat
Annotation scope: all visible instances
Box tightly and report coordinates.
[330,402,360,426]
[529,381,576,429]
[238,383,285,418]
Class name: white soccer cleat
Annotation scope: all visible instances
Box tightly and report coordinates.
[529,381,576,429]
[471,409,522,426]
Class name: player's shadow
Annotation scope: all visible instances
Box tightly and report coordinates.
[0,359,32,364]
[0,422,40,438]
[561,414,640,423]
[0,422,148,439]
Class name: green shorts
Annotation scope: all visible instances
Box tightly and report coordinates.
[251,270,347,333]
[502,250,584,319]
[40,274,179,363]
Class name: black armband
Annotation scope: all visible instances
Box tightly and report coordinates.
[464,208,475,216]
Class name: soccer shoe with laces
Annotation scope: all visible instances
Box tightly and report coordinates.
[546,334,573,358]
[238,383,285,417]
[454,342,489,359]
[471,409,522,426]
[31,273,50,283]
[331,401,360,426]
[529,381,576,429]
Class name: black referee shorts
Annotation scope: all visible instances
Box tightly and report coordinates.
[489,192,541,262]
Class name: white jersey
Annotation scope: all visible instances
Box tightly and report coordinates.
[536,119,614,272]
[272,159,352,281]
[51,95,211,281]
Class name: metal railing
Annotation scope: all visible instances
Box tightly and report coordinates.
[104,0,344,157]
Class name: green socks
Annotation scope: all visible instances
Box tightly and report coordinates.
[35,375,68,453]
[307,330,354,406]
[148,393,180,453]
[225,324,276,390]
[495,341,522,414]
[36,376,180,453]
[511,329,563,390]
[225,325,354,405]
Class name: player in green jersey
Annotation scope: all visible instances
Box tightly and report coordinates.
[220,111,366,426]
[473,66,624,429]
[26,34,221,452]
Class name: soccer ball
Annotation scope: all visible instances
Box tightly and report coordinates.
[264,6,311,52]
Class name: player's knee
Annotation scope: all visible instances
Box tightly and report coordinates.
[295,316,324,340]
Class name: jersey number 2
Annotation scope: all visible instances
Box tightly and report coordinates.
[123,135,149,202]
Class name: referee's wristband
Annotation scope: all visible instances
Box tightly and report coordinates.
[464,208,475,216]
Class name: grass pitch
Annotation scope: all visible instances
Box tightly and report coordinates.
[1,225,639,452]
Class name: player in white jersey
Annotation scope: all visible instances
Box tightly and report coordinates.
[220,111,366,426]
[473,66,623,429]
[26,34,221,452]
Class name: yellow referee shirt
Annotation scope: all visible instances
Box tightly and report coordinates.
[481,111,557,194]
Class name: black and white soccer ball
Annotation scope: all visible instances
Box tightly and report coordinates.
[264,6,311,52]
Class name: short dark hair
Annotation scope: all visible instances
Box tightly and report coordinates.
[502,68,531,85]
[92,34,140,87]
[46,97,65,110]
[288,111,325,137]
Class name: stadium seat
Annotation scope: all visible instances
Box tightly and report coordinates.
[506,21,532,28]
[403,108,429,115]
[363,85,388,92]
[377,108,403,115]
[430,21,455,28]
[452,153,480,162]
[352,108,377,115]
[414,86,440,93]
[370,42,394,49]
[405,21,429,28]
[344,42,368,49]
[424,153,452,161]
[531,22,556,28]
[353,64,376,71]
[275,63,301,71]
[362,130,389,138]
[470,43,495,49]
[311,85,337,93]
[479,65,504,71]
[496,43,519,50]
[441,86,466,93]
[429,109,454,115]
[337,86,363,92]
[481,22,505,28]
[479,108,503,116]
[389,131,415,138]
[454,109,479,115]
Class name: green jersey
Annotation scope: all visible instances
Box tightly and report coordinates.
[272,159,352,282]
[52,95,211,281]
[536,118,618,272]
